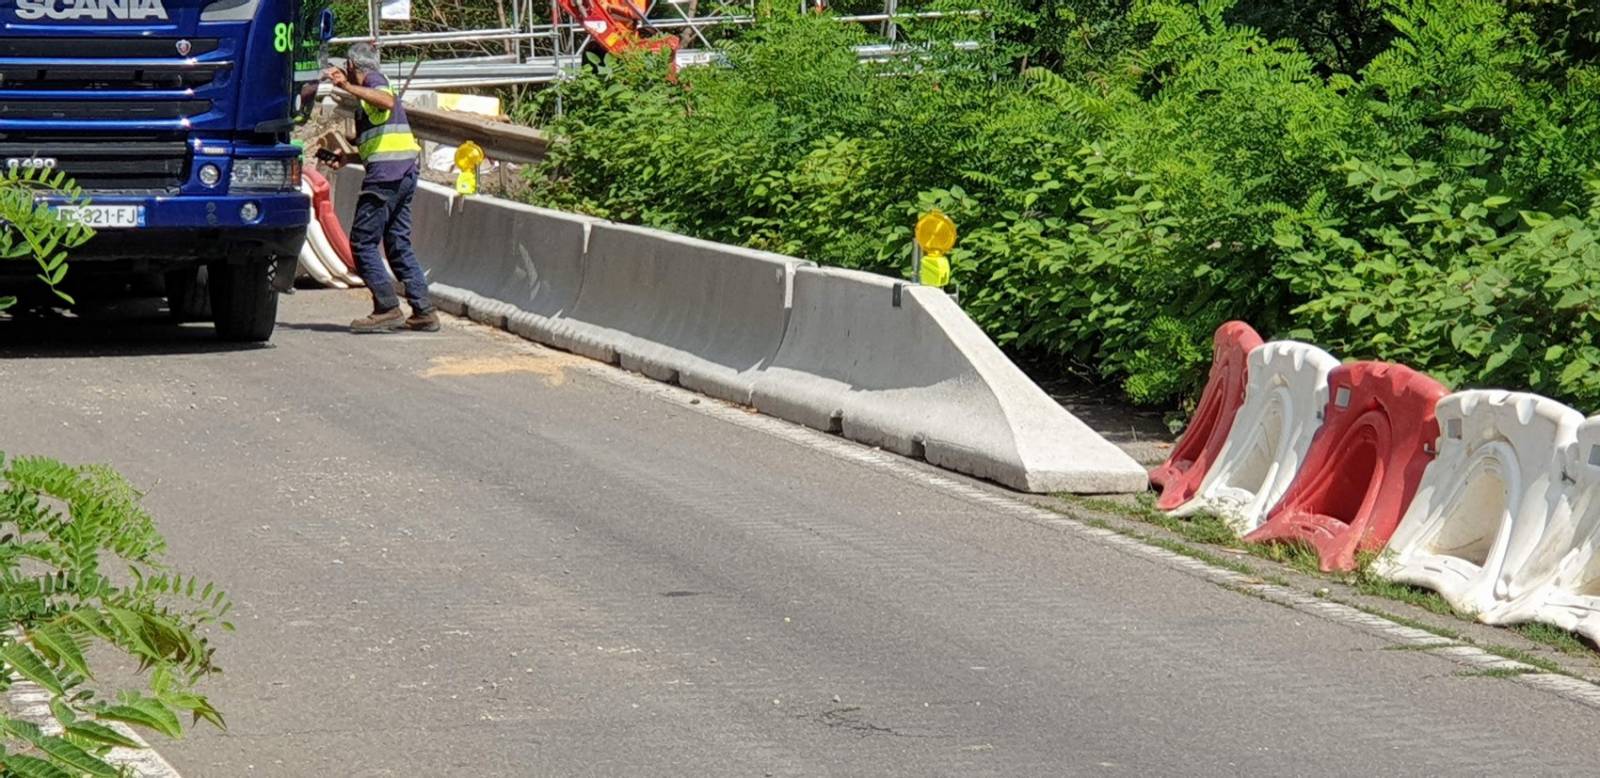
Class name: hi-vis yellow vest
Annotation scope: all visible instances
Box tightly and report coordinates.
[355,84,421,165]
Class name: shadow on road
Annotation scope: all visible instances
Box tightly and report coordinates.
[0,298,267,359]
[275,321,353,334]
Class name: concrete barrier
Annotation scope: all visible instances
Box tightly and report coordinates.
[331,165,363,234]
[325,177,1145,493]
[408,180,460,276]
[750,266,1147,493]
[557,222,805,405]
[437,197,590,341]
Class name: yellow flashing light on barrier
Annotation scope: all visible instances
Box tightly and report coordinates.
[914,209,956,287]
[454,141,485,195]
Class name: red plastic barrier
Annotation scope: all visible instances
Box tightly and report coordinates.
[1151,322,1264,511]
[303,167,357,271]
[1244,362,1447,572]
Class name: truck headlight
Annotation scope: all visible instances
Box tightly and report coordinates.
[229,159,295,191]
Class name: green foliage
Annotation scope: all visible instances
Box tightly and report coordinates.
[1278,161,1600,399]
[0,456,228,775]
[0,167,94,312]
[523,0,1600,410]
[0,143,221,777]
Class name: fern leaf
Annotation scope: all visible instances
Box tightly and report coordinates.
[94,697,182,739]
[32,735,119,776]
[1,716,44,744]
[0,754,74,778]
[2,642,64,696]
[61,721,140,750]
[29,623,91,680]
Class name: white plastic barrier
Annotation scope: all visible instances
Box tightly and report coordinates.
[1521,418,1600,639]
[297,182,346,288]
[553,222,806,405]
[327,168,450,305]
[297,242,335,287]
[1374,391,1582,619]
[1171,341,1338,533]
[749,266,1147,493]
[307,213,364,288]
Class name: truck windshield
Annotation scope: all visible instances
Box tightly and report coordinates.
[293,0,330,124]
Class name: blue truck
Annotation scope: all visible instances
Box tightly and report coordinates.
[0,0,334,340]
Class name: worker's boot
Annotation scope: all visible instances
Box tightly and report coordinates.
[350,307,405,333]
[406,309,440,332]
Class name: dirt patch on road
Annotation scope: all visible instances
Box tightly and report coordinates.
[420,353,581,386]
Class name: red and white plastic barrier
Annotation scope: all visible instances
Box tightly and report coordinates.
[1168,326,1600,637]
[297,176,363,288]
[304,167,356,272]
[1172,341,1338,533]
[1150,322,1262,511]
[1245,362,1447,572]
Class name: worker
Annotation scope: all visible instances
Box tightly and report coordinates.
[323,43,438,333]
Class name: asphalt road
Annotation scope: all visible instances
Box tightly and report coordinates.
[4,290,1600,776]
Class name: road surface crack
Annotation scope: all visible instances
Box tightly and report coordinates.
[812,706,934,739]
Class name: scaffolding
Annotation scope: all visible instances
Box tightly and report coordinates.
[330,0,985,90]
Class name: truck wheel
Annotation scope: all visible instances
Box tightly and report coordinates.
[210,260,279,342]
[166,267,212,322]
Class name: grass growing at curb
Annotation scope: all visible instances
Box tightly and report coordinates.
[1080,517,1262,578]
[1057,493,1600,665]
[1348,574,1462,617]
[1514,622,1596,656]
[1350,604,1462,642]
[1079,495,1327,574]
[1481,644,1566,674]
[1457,667,1542,679]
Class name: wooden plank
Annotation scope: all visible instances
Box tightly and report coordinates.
[330,94,550,164]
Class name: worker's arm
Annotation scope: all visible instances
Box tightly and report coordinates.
[323,67,396,111]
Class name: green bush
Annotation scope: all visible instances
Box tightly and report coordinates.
[0,167,93,311]
[0,455,230,775]
[524,0,1600,411]
[0,169,226,775]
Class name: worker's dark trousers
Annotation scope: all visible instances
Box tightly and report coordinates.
[351,167,432,314]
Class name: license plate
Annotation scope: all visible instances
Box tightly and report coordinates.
[52,205,145,229]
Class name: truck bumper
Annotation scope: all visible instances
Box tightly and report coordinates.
[54,191,310,266]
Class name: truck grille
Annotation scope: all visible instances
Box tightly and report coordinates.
[0,101,211,120]
[0,64,226,90]
[0,135,187,193]
[0,37,229,95]
[0,38,220,58]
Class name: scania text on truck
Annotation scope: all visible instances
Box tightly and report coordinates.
[0,0,333,340]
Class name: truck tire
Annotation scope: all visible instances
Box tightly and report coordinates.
[166,267,212,322]
[209,260,279,342]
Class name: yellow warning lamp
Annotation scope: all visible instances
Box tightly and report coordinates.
[454,141,485,195]
[914,209,956,287]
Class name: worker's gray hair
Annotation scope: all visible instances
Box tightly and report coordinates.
[347,42,381,73]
